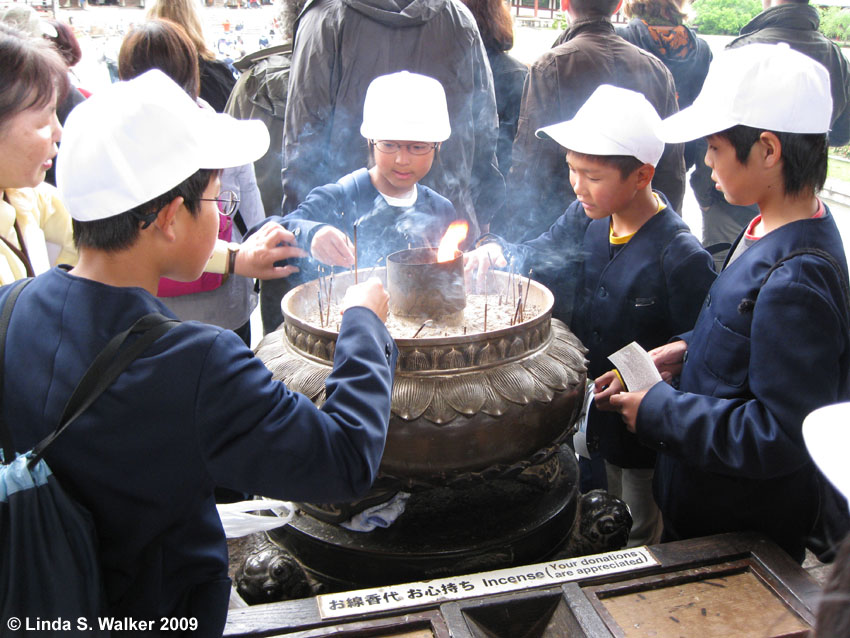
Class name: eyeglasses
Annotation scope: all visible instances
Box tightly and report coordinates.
[372,141,438,156]
[197,190,239,216]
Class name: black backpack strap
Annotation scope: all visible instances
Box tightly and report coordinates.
[0,278,34,464]
[27,312,179,468]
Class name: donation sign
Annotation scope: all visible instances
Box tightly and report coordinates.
[317,546,658,619]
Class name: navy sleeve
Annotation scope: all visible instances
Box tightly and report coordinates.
[638,256,847,480]
[662,232,716,335]
[195,307,398,502]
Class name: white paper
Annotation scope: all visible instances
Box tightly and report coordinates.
[608,341,662,392]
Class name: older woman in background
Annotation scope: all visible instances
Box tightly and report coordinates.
[0,23,76,285]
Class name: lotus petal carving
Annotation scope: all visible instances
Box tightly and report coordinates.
[443,373,487,415]
[392,377,435,421]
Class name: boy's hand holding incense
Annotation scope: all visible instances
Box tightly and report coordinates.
[341,277,390,323]
[311,226,356,267]
[463,243,506,292]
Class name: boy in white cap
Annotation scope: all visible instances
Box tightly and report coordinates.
[0,70,396,632]
[606,43,850,563]
[466,84,715,547]
[267,71,459,274]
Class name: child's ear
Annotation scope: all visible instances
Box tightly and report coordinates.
[152,196,185,242]
[634,163,655,189]
[757,131,782,169]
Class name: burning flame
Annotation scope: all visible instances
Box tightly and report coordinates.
[437,221,469,263]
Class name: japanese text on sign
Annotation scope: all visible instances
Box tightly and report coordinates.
[317,546,658,619]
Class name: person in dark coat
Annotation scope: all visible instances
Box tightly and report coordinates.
[282,0,503,242]
[7,69,396,634]
[460,0,528,178]
[606,44,850,564]
[503,0,685,242]
[467,85,714,546]
[615,0,711,169]
[147,0,237,113]
[697,0,850,269]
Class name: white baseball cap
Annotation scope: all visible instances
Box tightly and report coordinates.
[360,71,451,143]
[57,69,270,222]
[657,43,832,144]
[803,402,850,507]
[536,84,665,166]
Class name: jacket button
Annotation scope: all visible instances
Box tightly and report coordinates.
[683,350,689,362]
[385,343,392,362]
[705,293,711,307]
[658,441,667,450]
[599,287,607,298]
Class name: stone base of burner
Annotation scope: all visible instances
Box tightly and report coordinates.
[234,449,632,602]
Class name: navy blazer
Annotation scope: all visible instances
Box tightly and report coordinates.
[504,194,715,467]
[572,199,715,467]
[638,209,850,562]
[1,268,397,635]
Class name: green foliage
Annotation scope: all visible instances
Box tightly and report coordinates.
[820,7,850,43]
[692,0,762,36]
[552,11,569,31]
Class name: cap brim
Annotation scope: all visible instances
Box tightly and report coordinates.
[536,121,634,157]
[656,103,738,144]
[197,113,270,169]
[803,402,850,504]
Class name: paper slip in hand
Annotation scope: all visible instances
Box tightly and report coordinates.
[608,341,662,392]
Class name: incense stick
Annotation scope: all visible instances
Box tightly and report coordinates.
[325,270,334,326]
[411,319,433,339]
[366,255,385,280]
[353,222,359,284]
[483,272,488,332]
[521,269,533,323]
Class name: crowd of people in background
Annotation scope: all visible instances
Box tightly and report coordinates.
[2,0,850,635]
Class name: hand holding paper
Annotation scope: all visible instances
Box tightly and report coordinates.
[607,342,663,392]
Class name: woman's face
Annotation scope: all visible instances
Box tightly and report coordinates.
[0,97,62,190]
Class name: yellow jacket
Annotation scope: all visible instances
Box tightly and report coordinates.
[0,184,78,285]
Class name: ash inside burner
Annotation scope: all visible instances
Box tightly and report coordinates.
[306,292,542,337]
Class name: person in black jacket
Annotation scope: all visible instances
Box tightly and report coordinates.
[466,86,715,546]
[460,0,528,178]
[147,0,237,113]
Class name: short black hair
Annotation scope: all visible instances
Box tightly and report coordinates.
[73,168,217,251]
[567,150,645,180]
[569,0,621,19]
[713,125,828,197]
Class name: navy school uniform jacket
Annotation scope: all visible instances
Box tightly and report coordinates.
[0,268,398,635]
[637,209,850,562]
[276,169,459,274]
[571,197,716,468]
[508,193,715,468]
